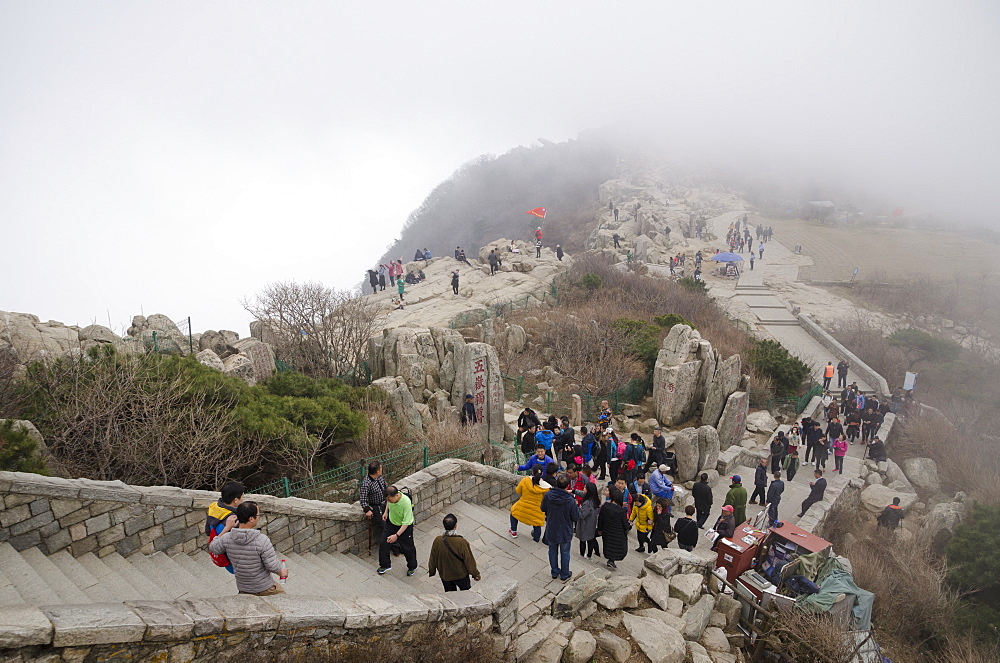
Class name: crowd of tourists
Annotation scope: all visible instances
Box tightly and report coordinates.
[506,402,707,580]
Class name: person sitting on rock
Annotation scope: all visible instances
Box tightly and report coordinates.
[877,497,905,531]
[404,271,420,284]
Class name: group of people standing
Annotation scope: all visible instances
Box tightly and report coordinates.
[507,404,709,580]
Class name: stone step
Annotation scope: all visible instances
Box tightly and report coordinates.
[170,552,236,596]
[139,552,207,600]
[74,552,145,601]
[98,552,171,601]
[47,550,100,592]
[18,546,92,604]
[0,582,23,605]
[0,543,63,606]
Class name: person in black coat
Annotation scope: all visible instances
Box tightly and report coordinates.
[649,497,673,553]
[691,473,714,528]
[643,427,667,472]
[597,487,630,569]
[798,470,827,517]
[749,458,768,505]
[867,437,887,463]
[710,506,736,551]
[519,424,537,457]
[518,407,541,431]
[769,437,785,474]
[460,394,477,426]
[673,505,699,551]
[826,418,844,442]
[559,424,576,466]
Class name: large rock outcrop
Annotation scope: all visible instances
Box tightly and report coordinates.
[370,327,505,442]
[371,376,424,437]
[716,391,749,450]
[652,325,741,428]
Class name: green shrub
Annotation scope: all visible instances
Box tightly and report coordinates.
[947,503,1000,643]
[653,313,695,330]
[610,318,661,371]
[581,273,603,290]
[18,347,371,489]
[677,277,707,293]
[0,420,47,474]
[745,339,811,397]
[889,328,961,363]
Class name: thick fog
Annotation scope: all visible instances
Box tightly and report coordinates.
[2,1,997,334]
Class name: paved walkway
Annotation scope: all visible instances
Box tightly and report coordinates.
[711,214,874,393]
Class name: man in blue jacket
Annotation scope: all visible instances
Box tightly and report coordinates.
[649,464,674,501]
[540,475,581,581]
[518,445,555,473]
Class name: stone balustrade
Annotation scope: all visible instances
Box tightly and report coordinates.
[0,459,519,560]
[0,576,517,659]
[0,459,522,659]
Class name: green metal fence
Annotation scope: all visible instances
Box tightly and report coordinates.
[753,382,823,415]
[503,373,654,422]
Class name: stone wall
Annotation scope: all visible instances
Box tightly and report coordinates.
[0,460,522,661]
[797,314,890,398]
[0,460,519,560]
[1,575,516,662]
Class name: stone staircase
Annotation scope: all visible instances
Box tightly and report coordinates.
[0,500,644,612]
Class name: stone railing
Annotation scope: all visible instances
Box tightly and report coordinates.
[1,577,517,659]
[0,460,522,658]
[797,314,891,399]
[0,459,519,559]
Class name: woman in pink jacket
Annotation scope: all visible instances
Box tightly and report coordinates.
[832,436,849,474]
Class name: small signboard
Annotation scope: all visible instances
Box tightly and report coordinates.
[904,372,918,391]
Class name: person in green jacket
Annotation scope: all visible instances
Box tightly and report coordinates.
[723,475,748,525]
[396,277,406,301]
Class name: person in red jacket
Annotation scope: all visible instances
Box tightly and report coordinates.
[535,227,543,241]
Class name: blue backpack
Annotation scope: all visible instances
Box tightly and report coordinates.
[535,429,554,452]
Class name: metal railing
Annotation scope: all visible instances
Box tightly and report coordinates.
[752,382,822,415]
[503,373,654,421]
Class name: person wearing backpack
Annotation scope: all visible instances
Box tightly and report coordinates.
[427,513,480,592]
[534,427,555,454]
[205,481,244,574]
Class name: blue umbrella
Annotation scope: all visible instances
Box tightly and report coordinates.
[711,252,744,263]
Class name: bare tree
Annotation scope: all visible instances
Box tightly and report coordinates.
[243,281,385,380]
[25,350,262,489]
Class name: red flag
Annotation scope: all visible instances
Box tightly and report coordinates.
[525,207,547,219]
[891,207,904,217]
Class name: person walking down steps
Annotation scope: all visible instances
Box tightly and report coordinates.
[378,486,418,576]
[427,513,480,592]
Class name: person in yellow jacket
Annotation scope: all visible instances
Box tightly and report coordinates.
[629,492,655,553]
[509,469,549,542]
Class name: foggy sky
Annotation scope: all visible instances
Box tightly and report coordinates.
[2,2,998,335]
